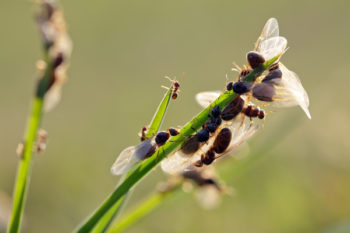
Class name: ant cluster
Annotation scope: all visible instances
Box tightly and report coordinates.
[112,18,311,177]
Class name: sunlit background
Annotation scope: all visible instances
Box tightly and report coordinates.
[1,0,350,233]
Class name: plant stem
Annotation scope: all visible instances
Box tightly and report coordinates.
[92,195,128,233]
[107,186,182,233]
[7,97,44,233]
[75,55,279,233]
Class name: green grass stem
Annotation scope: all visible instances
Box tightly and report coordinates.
[7,97,44,233]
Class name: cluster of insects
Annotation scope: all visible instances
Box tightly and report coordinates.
[111,18,311,177]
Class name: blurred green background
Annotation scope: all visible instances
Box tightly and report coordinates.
[1,0,350,233]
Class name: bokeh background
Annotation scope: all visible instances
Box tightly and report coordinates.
[1,0,350,233]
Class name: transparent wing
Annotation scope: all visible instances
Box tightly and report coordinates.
[161,114,258,174]
[195,91,221,108]
[270,63,311,119]
[161,135,216,175]
[216,116,260,160]
[195,91,247,109]
[111,138,154,175]
[255,18,279,50]
[257,36,287,61]
[194,185,221,209]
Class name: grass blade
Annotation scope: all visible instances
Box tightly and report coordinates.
[146,87,173,138]
[91,86,174,233]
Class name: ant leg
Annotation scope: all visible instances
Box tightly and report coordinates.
[238,114,247,131]
[254,103,269,108]
[164,76,174,83]
[248,117,254,127]
[266,110,277,115]
[161,85,170,90]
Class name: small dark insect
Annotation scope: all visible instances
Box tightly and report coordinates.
[196,129,210,142]
[206,123,217,133]
[155,127,180,146]
[243,105,265,120]
[232,81,253,94]
[172,80,180,99]
[249,63,284,102]
[163,76,181,99]
[226,81,233,91]
[211,106,221,118]
[140,126,147,141]
[195,127,232,167]
[221,96,245,121]
[180,110,221,157]
[168,128,179,136]
[212,128,232,154]
[182,169,221,189]
[200,149,216,166]
[247,51,265,69]
[227,65,252,92]
[155,132,170,147]
[180,135,201,155]
[261,66,282,85]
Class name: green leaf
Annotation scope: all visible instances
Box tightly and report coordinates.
[145,86,173,138]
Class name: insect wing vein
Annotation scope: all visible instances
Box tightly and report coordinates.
[195,91,221,108]
[111,138,154,175]
[270,63,311,118]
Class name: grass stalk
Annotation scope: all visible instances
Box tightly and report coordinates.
[107,186,182,233]
[7,97,44,233]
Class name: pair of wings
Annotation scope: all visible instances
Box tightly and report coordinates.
[161,101,259,175]
[196,62,311,120]
[248,18,311,118]
[254,18,287,62]
[111,138,154,175]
